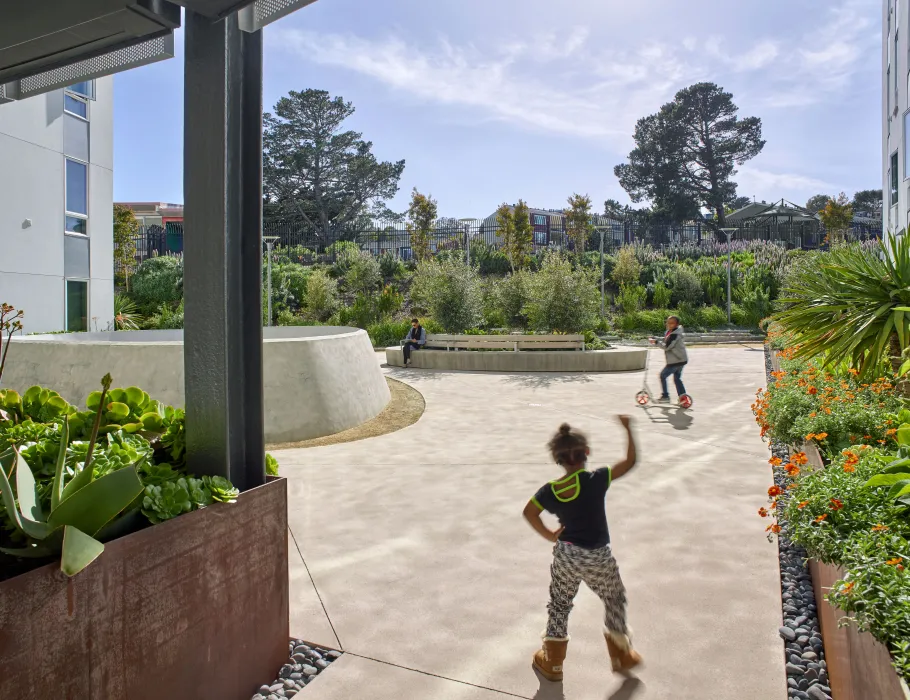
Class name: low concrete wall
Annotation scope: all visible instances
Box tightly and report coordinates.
[385,346,647,372]
[3,327,390,443]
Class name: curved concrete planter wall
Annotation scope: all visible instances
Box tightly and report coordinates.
[3,327,390,443]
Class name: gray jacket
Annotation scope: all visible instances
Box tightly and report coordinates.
[656,326,688,365]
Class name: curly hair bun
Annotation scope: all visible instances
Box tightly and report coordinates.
[558,423,572,435]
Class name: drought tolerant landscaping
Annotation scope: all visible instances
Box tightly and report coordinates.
[118,238,800,346]
[0,303,282,580]
[752,234,910,698]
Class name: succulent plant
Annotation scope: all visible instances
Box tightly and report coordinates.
[141,480,192,524]
[0,416,144,576]
[203,475,239,503]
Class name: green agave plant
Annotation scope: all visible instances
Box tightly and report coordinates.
[775,232,910,380]
[0,418,143,576]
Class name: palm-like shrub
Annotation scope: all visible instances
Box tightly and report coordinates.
[113,294,142,331]
[775,233,910,378]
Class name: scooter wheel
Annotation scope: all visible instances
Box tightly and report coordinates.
[679,394,693,409]
[635,391,650,406]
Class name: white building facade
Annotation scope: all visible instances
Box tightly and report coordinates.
[0,77,114,333]
[885,0,910,235]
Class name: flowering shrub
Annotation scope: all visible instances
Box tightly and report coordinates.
[752,351,902,457]
[761,444,910,680]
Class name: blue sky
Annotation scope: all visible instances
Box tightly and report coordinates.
[114,0,882,218]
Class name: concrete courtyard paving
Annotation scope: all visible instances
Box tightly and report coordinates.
[275,347,785,700]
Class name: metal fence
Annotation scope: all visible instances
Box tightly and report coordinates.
[115,217,884,275]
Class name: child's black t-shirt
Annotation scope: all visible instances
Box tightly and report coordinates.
[531,467,612,549]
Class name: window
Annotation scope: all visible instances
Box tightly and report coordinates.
[533,214,546,226]
[65,216,86,235]
[66,81,94,100]
[892,151,900,206]
[66,280,88,332]
[65,159,87,235]
[64,94,87,119]
[896,31,901,108]
[905,111,910,179]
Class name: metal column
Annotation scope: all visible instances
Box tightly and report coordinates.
[183,11,265,491]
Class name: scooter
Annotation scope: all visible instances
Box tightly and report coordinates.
[635,342,693,409]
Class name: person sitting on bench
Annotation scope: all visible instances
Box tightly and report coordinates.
[403,318,426,366]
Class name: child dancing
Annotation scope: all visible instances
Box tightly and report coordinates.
[523,417,642,682]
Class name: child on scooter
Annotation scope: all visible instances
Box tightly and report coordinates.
[649,315,688,404]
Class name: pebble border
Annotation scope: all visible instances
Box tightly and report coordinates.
[250,639,342,699]
[765,347,833,700]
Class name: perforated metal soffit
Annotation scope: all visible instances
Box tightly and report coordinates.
[8,34,174,101]
[239,0,319,32]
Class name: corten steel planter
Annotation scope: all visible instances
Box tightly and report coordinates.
[809,559,909,700]
[0,476,289,700]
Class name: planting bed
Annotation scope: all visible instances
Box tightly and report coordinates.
[251,638,343,699]
[765,348,833,700]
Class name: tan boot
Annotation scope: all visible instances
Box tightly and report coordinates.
[604,631,642,673]
[532,636,569,682]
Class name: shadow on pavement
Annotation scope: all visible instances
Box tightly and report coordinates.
[605,676,644,700]
[639,405,694,431]
[530,668,565,700]
[501,373,595,390]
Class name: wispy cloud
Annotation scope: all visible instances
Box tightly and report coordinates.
[736,166,841,199]
[272,0,874,146]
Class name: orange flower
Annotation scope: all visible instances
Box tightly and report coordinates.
[830,498,844,511]
[792,452,808,466]
[787,484,799,490]
[808,386,818,395]
[769,456,782,466]
[887,428,898,436]
[797,501,810,509]
[815,432,828,440]
[823,407,832,414]
[864,434,872,440]
[887,557,904,567]
[843,463,856,473]
[815,514,828,523]
[766,524,782,534]
[810,412,818,418]
[768,485,783,498]
[872,524,890,532]
[842,581,856,594]
[758,507,769,518]
[785,464,801,477]
[848,368,859,376]
[805,433,816,440]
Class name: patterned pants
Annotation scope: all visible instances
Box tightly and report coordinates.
[546,541,628,639]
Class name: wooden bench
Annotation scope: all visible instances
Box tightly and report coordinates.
[419,333,585,352]
[384,334,647,372]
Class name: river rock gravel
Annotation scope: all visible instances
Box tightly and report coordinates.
[250,639,342,699]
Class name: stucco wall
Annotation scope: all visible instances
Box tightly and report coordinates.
[0,77,114,333]
[2,326,390,443]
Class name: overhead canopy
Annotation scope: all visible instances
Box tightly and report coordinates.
[0,0,320,101]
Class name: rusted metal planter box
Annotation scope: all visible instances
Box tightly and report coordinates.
[0,476,289,700]
[809,559,909,700]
